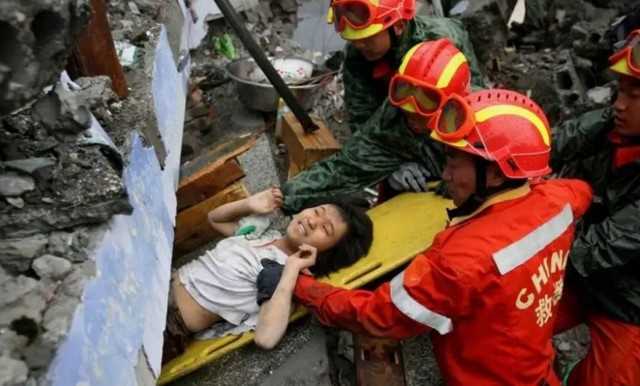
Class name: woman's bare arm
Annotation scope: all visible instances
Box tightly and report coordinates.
[254,245,317,349]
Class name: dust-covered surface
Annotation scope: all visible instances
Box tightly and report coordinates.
[0,74,132,386]
[170,318,325,386]
[0,0,91,115]
[463,0,636,123]
[0,0,181,384]
[180,0,346,165]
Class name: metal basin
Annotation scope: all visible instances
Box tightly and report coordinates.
[226,57,326,112]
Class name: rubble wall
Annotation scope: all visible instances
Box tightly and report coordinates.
[1,0,190,384]
[0,0,90,115]
[43,24,188,386]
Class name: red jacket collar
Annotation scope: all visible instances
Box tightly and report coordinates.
[608,132,640,169]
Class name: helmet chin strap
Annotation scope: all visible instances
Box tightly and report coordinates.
[447,159,526,220]
[385,22,403,61]
[447,158,488,219]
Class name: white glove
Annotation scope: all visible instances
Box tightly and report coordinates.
[388,163,431,192]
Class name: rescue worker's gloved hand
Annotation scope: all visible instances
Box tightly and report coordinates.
[388,163,431,192]
[256,259,284,305]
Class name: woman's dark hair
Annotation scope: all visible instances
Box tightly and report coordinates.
[305,197,374,277]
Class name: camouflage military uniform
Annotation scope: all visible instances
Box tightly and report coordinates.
[344,16,484,133]
[284,101,444,213]
[282,16,482,213]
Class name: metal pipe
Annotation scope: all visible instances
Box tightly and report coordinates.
[213,0,319,132]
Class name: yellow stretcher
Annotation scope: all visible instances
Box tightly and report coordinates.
[158,192,451,385]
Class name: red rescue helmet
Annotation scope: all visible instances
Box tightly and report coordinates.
[389,39,471,116]
[609,28,640,80]
[328,0,416,41]
[430,89,552,179]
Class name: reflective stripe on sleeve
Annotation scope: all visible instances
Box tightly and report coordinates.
[390,271,453,335]
[493,204,574,275]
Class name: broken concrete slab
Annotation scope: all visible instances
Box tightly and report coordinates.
[73,76,118,104]
[461,0,509,70]
[58,261,96,298]
[41,293,80,345]
[0,356,28,386]
[0,73,133,239]
[33,83,93,133]
[238,133,280,194]
[0,330,28,358]
[0,275,39,308]
[4,197,24,209]
[0,276,47,328]
[0,234,48,274]
[21,333,58,370]
[0,173,35,197]
[47,227,105,263]
[32,255,72,281]
[0,145,132,239]
[2,158,56,175]
[0,0,90,115]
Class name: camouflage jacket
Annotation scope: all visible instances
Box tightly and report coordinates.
[552,107,640,325]
[343,15,484,133]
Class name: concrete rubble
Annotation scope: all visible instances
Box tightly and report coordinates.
[463,0,633,122]
[0,0,171,384]
[181,0,347,164]
[0,0,90,115]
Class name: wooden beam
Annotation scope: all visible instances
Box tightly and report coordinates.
[68,0,128,98]
[179,134,256,187]
[177,159,244,211]
[174,183,249,257]
[281,112,341,179]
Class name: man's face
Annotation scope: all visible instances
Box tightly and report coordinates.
[442,148,478,207]
[613,75,640,136]
[350,29,392,61]
[286,204,348,252]
[403,111,430,134]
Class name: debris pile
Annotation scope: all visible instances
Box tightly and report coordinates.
[0,0,90,115]
[106,0,163,43]
[180,0,346,164]
[463,0,633,123]
[244,0,302,57]
[0,0,166,384]
[0,72,132,386]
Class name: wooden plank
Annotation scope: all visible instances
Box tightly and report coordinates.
[177,159,244,211]
[173,183,249,257]
[281,112,340,178]
[68,0,128,97]
[179,134,257,187]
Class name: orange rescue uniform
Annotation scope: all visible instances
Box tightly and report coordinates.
[294,180,593,386]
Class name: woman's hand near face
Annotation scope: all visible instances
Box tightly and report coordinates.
[286,244,317,274]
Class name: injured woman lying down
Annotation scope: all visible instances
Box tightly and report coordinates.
[162,187,373,363]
